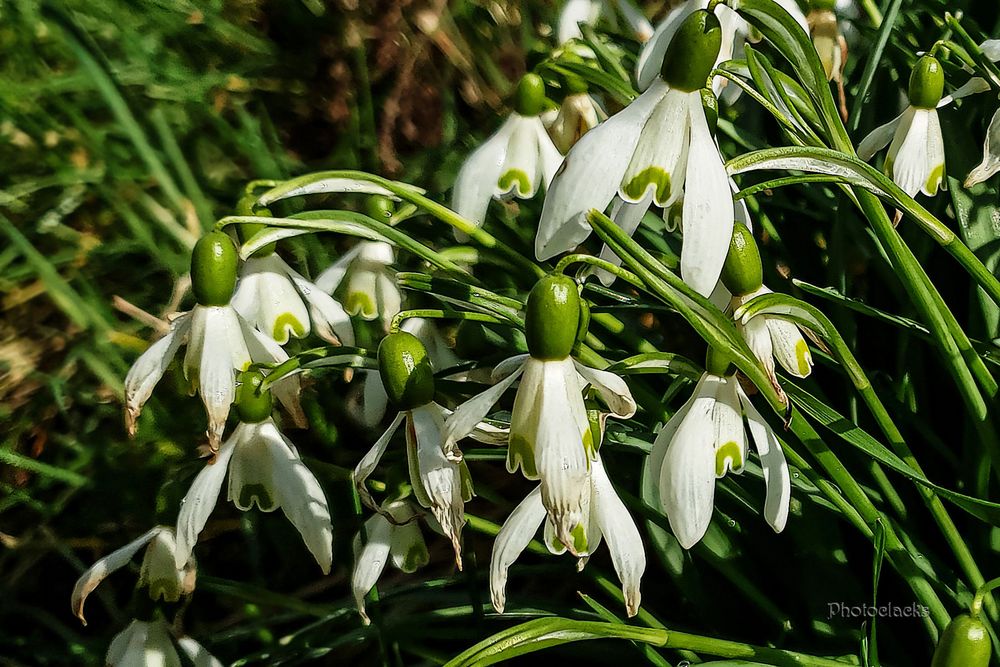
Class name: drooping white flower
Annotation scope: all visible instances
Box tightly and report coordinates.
[446,275,636,551]
[71,526,195,626]
[232,251,353,346]
[124,232,304,447]
[536,9,735,296]
[174,374,332,573]
[355,331,506,567]
[731,285,813,395]
[557,0,653,45]
[964,41,1000,187]
[106,619,221,667]
[315,241,401,333]
[490,448,646,617]
[858,55,947,198]
[351,499,429,624]
[635,0,808,98]
[452,74,563,231]
[549,91,606,154]
[648,370,791,549]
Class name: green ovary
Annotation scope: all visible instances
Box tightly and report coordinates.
[795,339,812,376]
[622,167,671,204]
[715,441,744,477]
[238,483,275,511]
[273,312,306,341]
[498,169,532,197]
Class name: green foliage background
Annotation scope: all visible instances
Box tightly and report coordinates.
[2,0,1000,665]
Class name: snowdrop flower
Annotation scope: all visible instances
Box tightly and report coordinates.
[124,231,304,448]
[636,0,808,97]
[354,331,506,567]
[452,74,563,231]
[174,370,333,573]
[232,233,354,346]
[445,275,636,551]
[557,0,653,45]
[536,9,736,297]
[71,526,195,626]
[858,55,947,198]
[106,619,222,667]
[315,240,401,333]
[964,41,1000,187]
[352,499,429,623]
[549,88,606,154]
[721,223,812,398]
[491,443,645,616]
[648,350,791,549]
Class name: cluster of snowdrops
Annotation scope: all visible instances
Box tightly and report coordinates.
[69,0,1000,663]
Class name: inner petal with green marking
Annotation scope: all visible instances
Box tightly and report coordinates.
[622,167,671,205]
[498,169,532,197]
[238,483,275,511]
[795,339,812,376]
[273,312,306,342]
[715,440,744,478]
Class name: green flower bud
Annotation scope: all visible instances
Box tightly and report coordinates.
[191,231,239,306]
[660,10,722,93]
[701,88,719,136]
[378,332,436,411]
[366,195,396,221]
[908,55,945,109]
[931,614,991,667]
[525,274,581,360]
[720,222,763,296]
[514,73,547,116]
[706,346,734,376]
[235,370,273,423]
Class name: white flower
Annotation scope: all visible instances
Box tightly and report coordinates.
[647,372,791,549]
[174,418,333,573]
[964,41,1000,187]
[535,75,733,296]
[557,0,653,45]
[351,500,429,624]
[71,526,195,626]
[445,353,636,551]
[452,111,563,231]
[490,450,646,616]
[124,304,305,447]
[549,92,606,154]
[858,106,946,198]
[354,401,503,566]
[106,619,221,667]
[731,285,813,396]
[315,241,401,333]
[635,0,808,98]
[232,252,354,346]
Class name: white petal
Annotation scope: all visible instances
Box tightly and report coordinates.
[621,88,691,207]
[766,314,813,378]
[740,388,791,532]
[497,115,544,199]
[231,268,265,327]
[445,363,524,445]
[124,315,190,436]
[139,529,191,604]
[176,637,223,667]
[982,40,1000,62]
[532,116,565,187]
[940,77,989,105]
[283,259,356,345]
[375,269,403,332]
[613,0,654,41]
[453,115,518,228]
[143,619,182,667]
[489,486,546,613]
[645,376,702,509]
[492,354,530,381]
[713,376,747,477]
[857,111,905,161]
[573,360,637,418]
[354,413,405,506]
[591,456,646,617]
[595,194,652,286]
[252,256,311,343]
[967,107,1000,187]
[71,527,165,625]
[268,424,334,573]
[360,370,390,428]
[635,2,701,92]
[889,108,940,197]
[658,375,719,548]
[175,427,240,568]
[352,514,393,624]
[198,306,244,445]
[227,421,278,512]
[681,94,734,297]
[535,80,669,261]
[314,244,363,295]
[557,0,603,43]
[106,620,149,667]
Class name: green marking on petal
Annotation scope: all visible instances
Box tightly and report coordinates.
[622,167,670,204]
[582,425,597,464]
[508,434,538,478]
[273,312,306,342]
[715,441,744,478]
[925,163,945,195]
[402,543,429,572]
[239,483,275,511]
[498,169,532,197]
[571,523,588,554]
[550,528,564,552]
[795,339,812,376]
[345,290,377,319]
